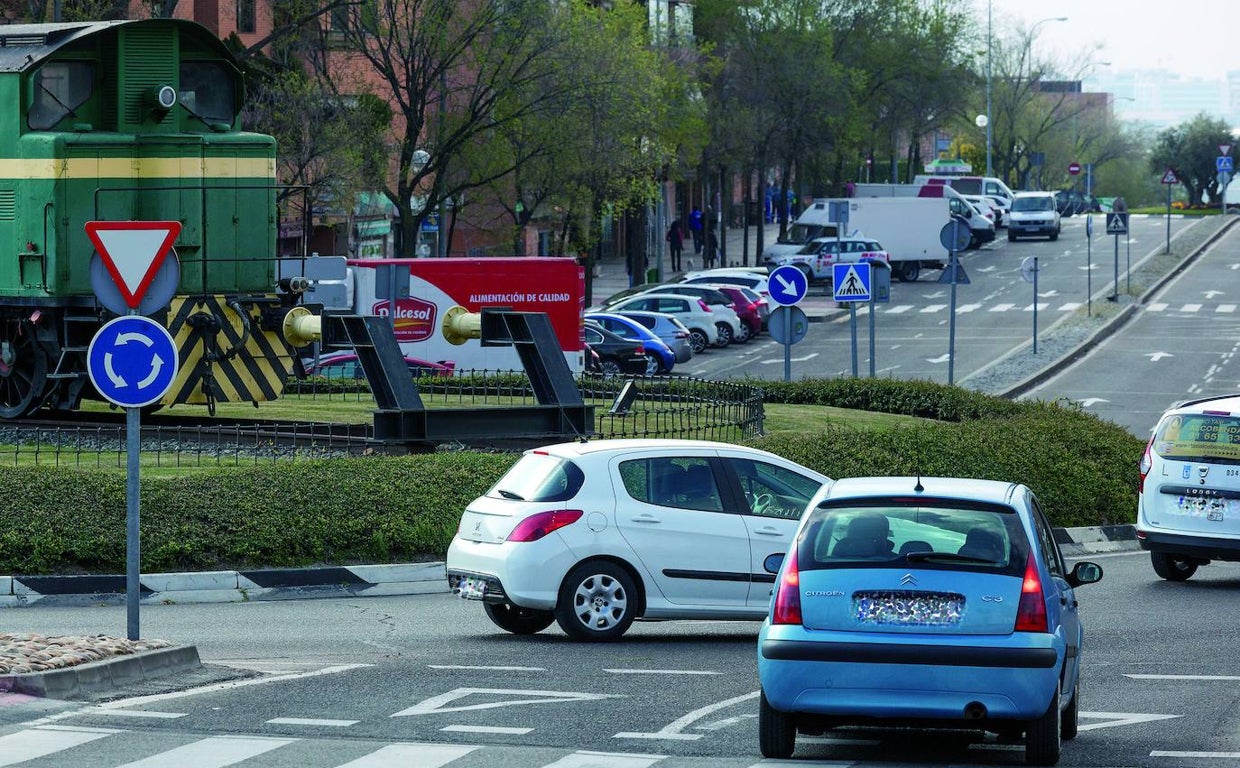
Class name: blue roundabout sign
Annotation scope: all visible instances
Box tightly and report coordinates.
[87,316,179,408]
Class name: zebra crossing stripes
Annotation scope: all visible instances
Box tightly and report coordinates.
[873,302,1092,316]
[1147,302,1240,313]
[0,724,119,766]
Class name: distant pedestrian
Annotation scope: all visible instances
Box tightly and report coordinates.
[666,219,684,272]
[688,206,704,255]
[704,228,718,270]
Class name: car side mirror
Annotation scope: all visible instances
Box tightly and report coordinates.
[763,552,785,574]
[1067,561,1103,587]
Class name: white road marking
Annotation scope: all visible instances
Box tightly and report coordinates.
[694,713,756,730]
[614,690,758,741]
[1059,302,1083,311]
[1180,303,1202,312]
[1218,304,1237,313]
[334,743,479,767]
[1146,352,1174,361]
[1078,711,1180,731]
[428,665,547,672]
[919,304,947,313]
[604,669,720,675]
[1023,303,1050,312]
[89,709,186,719]
[1151,751,1240,759]
[989,303,1015,312]
[544,751,666,767]
[927,354,951,363]
[94,664,371,710]
[392,687,620,717]
[957,302,983,313]
[1038,289,1059,297]
[0,726,121,767]
[884,304,914,314]
[440,724,533,735]
[113,735,296,767]
[1077,398,1109,407]
[1126,674,1240,681]
[266,717,358,727]
[1204,290,1225,299]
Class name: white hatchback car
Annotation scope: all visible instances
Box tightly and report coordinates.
[446,439,832,641]
[604,293,721,354]
[677,268,773,300]
[1139,394,1240,580]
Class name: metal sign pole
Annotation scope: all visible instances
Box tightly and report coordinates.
[1126,235,1131,294]
[849,304,858,377]
[948,252,958,386]
[784,337,791,382]
[1086,221,1092,317]
[1032,257,1039,355]
[1111,233,1119,301]
[868,296,876,378]
[1165,184,1172,254]
[126,402,140,640]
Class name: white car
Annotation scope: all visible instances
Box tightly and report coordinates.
[1008,191,1061,241]
[446,439,833,641]
[1138,394,1240,580]
[604,293,722,354]
[677,267,773,300]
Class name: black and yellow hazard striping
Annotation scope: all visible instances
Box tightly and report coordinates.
[157,295,296,407]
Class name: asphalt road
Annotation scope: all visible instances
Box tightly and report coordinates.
[684,214,1199,386]
[1026,216,1240,437]
[3,551,1239,767]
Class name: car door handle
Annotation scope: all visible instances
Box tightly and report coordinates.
[630,514,661,523]
[752,527,784,536]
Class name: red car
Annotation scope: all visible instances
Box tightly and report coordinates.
[705,284,766,335]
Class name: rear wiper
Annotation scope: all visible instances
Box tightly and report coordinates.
[905,551,996,565]
[495,489,525,500]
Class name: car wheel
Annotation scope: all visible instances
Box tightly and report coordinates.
[900,261,920,282]
[1008,231,1017,242]
[759,690,796,759]
[689,329,709,354]
[796,264,813,283]
[1025,689,1062,766]
[1049,229,1059,241]
[1062,678,1079,741]
[483,602,555,635]
[554,561,637,642]
[1151,551,1198,581]
[600,359,622,377]
[714,322,732,347]
[734,323,751,343]
[643,353,660,376]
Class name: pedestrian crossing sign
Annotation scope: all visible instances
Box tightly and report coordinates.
[833,263,871,302]
[1106,212,1129,235]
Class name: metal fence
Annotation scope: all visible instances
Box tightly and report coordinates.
[0,371,764,467]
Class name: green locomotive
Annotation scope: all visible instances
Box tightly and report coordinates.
[0,18,308,418]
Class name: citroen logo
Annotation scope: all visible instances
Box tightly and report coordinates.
[900,573,918,586]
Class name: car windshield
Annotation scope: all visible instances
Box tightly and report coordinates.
[796,498,1029,577]
[488,453,584,502]
[1152,413,1240,464]
[1012,196,1053,212]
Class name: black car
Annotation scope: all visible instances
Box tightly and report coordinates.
[584,323,652,376]
[1055,189,1101,217]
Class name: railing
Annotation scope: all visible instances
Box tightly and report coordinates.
[0,370,764,467]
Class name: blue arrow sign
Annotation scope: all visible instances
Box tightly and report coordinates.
[87,316,179,408]
[768,265,809,307]
[833,262,872,302]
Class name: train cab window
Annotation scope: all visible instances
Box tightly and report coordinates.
[180,62,236,125]
[28,61,94,130]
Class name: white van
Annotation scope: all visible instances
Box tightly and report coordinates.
[914,175,1016,211]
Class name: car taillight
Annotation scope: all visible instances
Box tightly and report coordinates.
[1138,437,1154,492]
[771,548,802,625]
[698,299,713,313]
[1014,553,1048,632]
[506,510,583,542]
[635,344,645,355]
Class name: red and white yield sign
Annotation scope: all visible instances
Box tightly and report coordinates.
[85,221,181,309]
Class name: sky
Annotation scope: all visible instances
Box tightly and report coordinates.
[979,0,1240,80]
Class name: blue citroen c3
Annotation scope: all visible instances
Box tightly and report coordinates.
[756,476,1103,766]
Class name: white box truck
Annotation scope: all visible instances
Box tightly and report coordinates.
[764,197,950,282]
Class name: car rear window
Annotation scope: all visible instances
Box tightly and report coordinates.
[796,498,1029,577]
[1153,412,1240,464]
[487,453,584,502]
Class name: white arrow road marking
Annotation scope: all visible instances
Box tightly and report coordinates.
[102,353,126,387]
[615,690,758,741]
[922,290,946,299]
[1078,711,1180,732]
[976,265,997,273]
[1204,290,1225,299]
[927,354,951,364]
[1077,398,1110,407]
[1146,352,1174,361]
[391,688,620,717]
[759,353,818,364]
[137,354,164,389]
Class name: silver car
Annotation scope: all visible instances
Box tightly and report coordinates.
[612,310,694,364]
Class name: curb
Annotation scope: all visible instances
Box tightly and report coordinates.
[0,645,201,699]
[1,562,445,608]
[1054,525,1140,557]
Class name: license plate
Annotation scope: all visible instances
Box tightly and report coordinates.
[853,591,964,627]
[456,577,488,600]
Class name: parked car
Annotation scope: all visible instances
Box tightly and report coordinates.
[584,313,677,374]
[301,351,455,379]
[599,284,747,345]
[963,194,1003,228]
[757,476,1103,765]
[1009,191,1062,241]
[605,293,721,354]
[677,267,773,301]
[582,323,650,376]
[446,439,833,641]
[770,236,891,283]
[588,282,666,313]
[1138,394,1240,581]
[1054,189,1095,217]
[703,283,766,335]
[613,310,696,363]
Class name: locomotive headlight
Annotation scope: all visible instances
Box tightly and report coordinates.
[150,85,178,110]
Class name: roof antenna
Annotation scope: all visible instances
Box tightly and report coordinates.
[914,472,924,493]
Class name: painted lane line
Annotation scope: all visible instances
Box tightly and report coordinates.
[0,726,121,767]
[884,305,914,314]
[989,303,1015,312]
[89,709,186,719]
[957,303,983,313]
[1022,303,1050,312]
[440,724,533,735]
[334,743,479,768]
[113,735,297,768]
[94,664,372,710]
[603,669,720,675]
[393,687,620,717]
[614,690,758,741]
[695,713,756,731]
[1148,302,1169,311]
[1077,711,1180,731]
[428,665,547,672]
[1059,302,1083,311]
[1180,303,1203,312]
[919,304,947,313]
[1151,751,1240,759]
[266,717,358,727]
[543,750,666,767]
[1126,674,1240,680]
[1218,304,1237,313]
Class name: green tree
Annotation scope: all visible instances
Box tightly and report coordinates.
[1149,113,1234,206]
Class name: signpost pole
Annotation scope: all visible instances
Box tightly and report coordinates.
[126,400,140,640]
[1126,234,1131,294]
[868,297,876,378]
[1086,216,1092,317]
[948,252,958,386]
[784,335,791,382]
[1112,233,1119,301]
[1032,257,1039,355]
[1165,183,1172,254]
[849,305,858,377]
